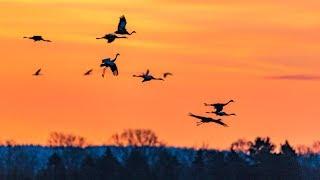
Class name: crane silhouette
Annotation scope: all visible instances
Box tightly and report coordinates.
[133,69,164,82]
[96,33,126,43]
[206,111,236,116]
[100,53,120,77]
[115,15,136,35]
[84,69,93,76]
[204,100,234,112]
[32,68,42,76]
[24,35,51,42]
[163,72,173,78]
[189,113,228,127]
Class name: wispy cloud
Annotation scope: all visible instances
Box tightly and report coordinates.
[267,74,320,80]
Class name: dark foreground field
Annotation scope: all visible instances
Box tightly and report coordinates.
[0,137,320,180]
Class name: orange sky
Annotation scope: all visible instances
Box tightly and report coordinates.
[0,0,320,149]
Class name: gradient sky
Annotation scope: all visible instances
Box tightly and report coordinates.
[0,0,320,149]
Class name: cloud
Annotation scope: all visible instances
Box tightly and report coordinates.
[267,74,320,80]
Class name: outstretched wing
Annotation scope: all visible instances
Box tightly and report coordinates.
[188,113,204,120]
[214,120,228,127]
[110,64,118,76]
[117,15,127,31]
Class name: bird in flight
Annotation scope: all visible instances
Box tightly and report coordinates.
[32,68,42,76]
[189,113,228,127]
[206,111,236,116]
[100,53,120,77]
[133,69,164,83]
[115,15,136,35]
[163,72,173,78]
[24,35,51,42]
[84,69,93,76]
[204,100,234,112]
[96,33,126,43]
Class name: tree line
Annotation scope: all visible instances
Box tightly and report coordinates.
[0,129,320,180]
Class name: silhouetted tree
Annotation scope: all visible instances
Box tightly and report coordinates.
[296,145,312,155]
[206,151,226,179]
[153,149,181,180]
[249,137,281,179]
[47,132,88,177]
[111,129,164,147]
[41,153,66,180]
[223,151,250,179]
[97,148,123,180]
[190,149,207,180]
[61,147,86,178]
[281,140,297,157]
[78,155,98,180]
[230,139,252,154]
[125,149,151,180]
[4,146,36,180]
[249,137,275,159]
[312,141,320,154]
[277,140,301,179]
[4,140,16,147]
[47,132,87,147]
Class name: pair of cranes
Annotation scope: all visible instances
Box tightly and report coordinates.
[189,100,236,127]
[25,15,134,44]
[27,16,172,82]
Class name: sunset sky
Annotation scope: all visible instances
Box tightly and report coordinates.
[0,0,320,149]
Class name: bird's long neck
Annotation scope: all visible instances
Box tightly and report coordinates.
[152,77,162,80]
[113,54,119,62]
[224,100,233,105]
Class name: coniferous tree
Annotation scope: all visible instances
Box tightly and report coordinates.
[249,137,277,179]
[206,151,226,179]
[190,149,207,180]
[97,148,123,180]
[41,153,66,180]
[281,140,297,157]
[125,149,151,180]
[79,155,98,180]
[153,149,181,180]
[278,140,301,179]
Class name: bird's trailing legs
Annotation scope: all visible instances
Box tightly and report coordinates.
[102,68,106,77]
[196,122,203,126]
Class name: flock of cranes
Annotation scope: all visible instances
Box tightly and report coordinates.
[189,100,236,127]
[26,15,172,82]
[25,15,235,127]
